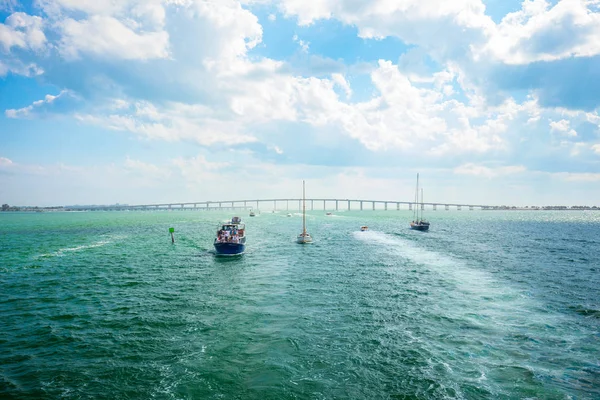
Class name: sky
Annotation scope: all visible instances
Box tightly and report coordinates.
[1,0,600,207]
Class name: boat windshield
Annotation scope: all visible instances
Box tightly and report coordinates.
[216,223,245,243]
[219,223,245,230]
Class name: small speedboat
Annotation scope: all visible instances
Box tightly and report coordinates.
[287,213,292,217]
[326,212,332,216]
[214,217,246,255]
[249,211,256,217]
[360,226,368,231]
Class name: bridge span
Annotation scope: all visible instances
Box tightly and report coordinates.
[66,199,497,212]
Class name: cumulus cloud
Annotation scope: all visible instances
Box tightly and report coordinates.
[549,119,578,137]
[0,12,47,52]
[278,0,600,110]
[57,15,169,60]
[2,0,600,204]
[480,0,600,64]
[75,100,257,146]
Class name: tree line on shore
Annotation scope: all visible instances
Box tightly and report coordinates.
[2,204,65,212]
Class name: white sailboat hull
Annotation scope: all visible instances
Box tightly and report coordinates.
[297,180,313,244]
[297,233,313,244]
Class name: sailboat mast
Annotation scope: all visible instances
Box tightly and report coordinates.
[421,188,424,221]
[302,180,306,234]
[414,173,419,221]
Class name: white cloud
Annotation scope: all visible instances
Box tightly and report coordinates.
[5,90,71,118]
[277,0,600,112]
[278,0,600,65]
[75,100,257,146]
[268,13,276,21]
[0,12,47,52]
[0,156,14,167]
[553,172,600,182]
[37,0,130,16]
[480,0,600,64]
[172,154,231,184]
[279,0,493,62]
[549,118,577,137]
[171,0,263,64]
[0,0,18,12]
[270,145,284,154]
[292,34,309,52]
[331,73,352,98]
[549,118,569,132]
[124,157,171,180]
[454,163,526,178]
[58,15,169,60]
[592,144,600,154]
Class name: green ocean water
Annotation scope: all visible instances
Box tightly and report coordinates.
[1,210,599,399]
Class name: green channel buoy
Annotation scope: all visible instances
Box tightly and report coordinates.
[169,227,175,243]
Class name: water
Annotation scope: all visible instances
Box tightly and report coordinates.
[1,210,599,399]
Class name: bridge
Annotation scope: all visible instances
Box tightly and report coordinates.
[65,198,498,212]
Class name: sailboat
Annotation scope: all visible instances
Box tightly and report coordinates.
[410,173,430,231]
[297,180,313,244]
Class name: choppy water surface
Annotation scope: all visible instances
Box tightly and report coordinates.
[1,210,599,399]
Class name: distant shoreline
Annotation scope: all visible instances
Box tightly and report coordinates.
[2,207,599,213]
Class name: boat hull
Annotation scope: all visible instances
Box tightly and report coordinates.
[410,224,430,231]
[214,242,246,255]
[297,236,313,244]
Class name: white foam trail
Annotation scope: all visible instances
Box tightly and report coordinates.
[353,230,497,293]
[351,229,538,327]
[37,235,126,258]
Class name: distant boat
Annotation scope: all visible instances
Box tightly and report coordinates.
[249,210,256,217]
[360,226,368,231]
[326,212,332,216]
[297,180,313,244]
[287,213,292,217]
[214,216,246,255]
[410,173,430,231]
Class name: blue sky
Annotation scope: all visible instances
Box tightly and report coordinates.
[1,0,600,206]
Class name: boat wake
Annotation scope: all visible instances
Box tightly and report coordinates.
[351,230,556,326]
[351,230,580,397]
[36,235,127,258]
